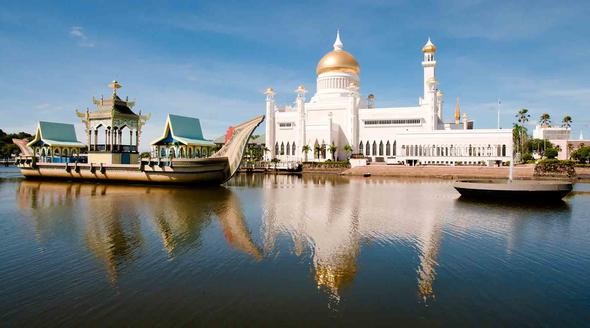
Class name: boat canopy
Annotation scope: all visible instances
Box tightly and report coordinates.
[151,114,215,147]
[27,121,86,148]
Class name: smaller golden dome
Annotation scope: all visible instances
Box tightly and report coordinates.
[422,37,437,53]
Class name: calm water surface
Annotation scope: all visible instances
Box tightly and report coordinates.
[1,167,589,326]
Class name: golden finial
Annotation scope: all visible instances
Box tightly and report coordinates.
[108,80,122,95]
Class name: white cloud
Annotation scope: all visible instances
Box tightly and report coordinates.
[69,26,95,47]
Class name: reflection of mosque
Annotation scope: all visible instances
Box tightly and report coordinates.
[232,174,448,302]
[16,181,261,282]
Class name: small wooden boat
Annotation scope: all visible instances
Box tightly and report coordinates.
[15,115,264,185]
[453,179,573,201]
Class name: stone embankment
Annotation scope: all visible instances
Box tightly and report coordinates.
[340,164,590,180]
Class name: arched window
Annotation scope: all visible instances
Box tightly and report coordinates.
[280,142,285,155]
[286,142,290,155]
[292,143,296,155]
[188,148,193,158]
[366,141,370,156]
[63,149,69,156]
[372,141,377,156]
[393,141,397,156]
[170,148,176,158]
[196,149,201,157]
[502,145,507,157]
[359,141,364,154]
[379,141,384,156]
[180,148,185,158]
[275,142,279,155]
[386,141,391,156]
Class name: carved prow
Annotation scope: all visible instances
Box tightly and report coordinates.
[210,115,265,183]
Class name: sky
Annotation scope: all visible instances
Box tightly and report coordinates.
[1,0,589,149]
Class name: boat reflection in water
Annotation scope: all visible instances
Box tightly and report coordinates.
[15,174,572,308]
[16,180,261,282]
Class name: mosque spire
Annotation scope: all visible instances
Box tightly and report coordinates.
[333,29,343,51]
[454,97,461,124]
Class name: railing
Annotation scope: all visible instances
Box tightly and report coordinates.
[89,144,138,152]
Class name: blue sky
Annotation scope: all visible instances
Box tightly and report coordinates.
[1,0,589,148]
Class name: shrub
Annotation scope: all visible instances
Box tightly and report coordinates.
[534,159,576,178]
[521,152,534,162]
[544,148,558,159]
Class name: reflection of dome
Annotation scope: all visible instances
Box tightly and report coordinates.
[316,31,360,75]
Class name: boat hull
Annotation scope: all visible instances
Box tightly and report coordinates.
[18,158,230,185]
[453,180,573,200]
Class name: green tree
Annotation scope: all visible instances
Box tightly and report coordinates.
[513,124,529,161]
[539,113,551,127]
[329,143,337,161]
[527,138,554,156]
[302,145,310,162]
[544,148,558,159]
[562,115,572,128]
[0,129,33,158]
[343,144,353,159]
[515,108,530,161]
[571,146,590,163]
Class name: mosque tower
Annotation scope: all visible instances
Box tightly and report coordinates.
[264,88,276,159]
[422,38,439,130]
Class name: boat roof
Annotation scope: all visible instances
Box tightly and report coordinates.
[151,114,215,147]
[27,121,86,148]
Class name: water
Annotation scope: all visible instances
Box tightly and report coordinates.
[1,167,589,326]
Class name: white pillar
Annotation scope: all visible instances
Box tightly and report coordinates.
[265,88,276,160]
[296,85,306,162]
[349,82,359,153]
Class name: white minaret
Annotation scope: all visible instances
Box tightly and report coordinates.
[348,82,360,152]
[265,87,276,160]
[295,85,307,162]
[422,38,437,99]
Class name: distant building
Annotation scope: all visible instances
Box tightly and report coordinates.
[533,124,590,160]
[265,32,512,165]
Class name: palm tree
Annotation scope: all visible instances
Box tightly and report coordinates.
[329,143,337,161]
[343,144,353,159]
[302,145,310,162]
[539,113,551,127]
[567,143,574,159]
[515,108,530,160]
[562,115,572,128]
[314,144,321,161]
[516,108,530,126]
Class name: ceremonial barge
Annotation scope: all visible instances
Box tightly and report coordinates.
[14,81,264,185]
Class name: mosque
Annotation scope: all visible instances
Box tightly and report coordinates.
[264,32,513,165]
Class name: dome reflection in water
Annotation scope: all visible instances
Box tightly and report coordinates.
[1,172,587,326]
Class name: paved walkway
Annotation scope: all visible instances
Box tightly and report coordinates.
[342,164,537,179]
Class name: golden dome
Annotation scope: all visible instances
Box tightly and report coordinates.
[316,31,360,75]
[422,37,437,53]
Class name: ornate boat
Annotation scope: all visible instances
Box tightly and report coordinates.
[14,80,264,185]
[15,115,264,185]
